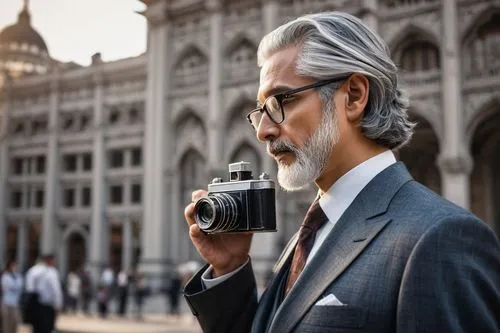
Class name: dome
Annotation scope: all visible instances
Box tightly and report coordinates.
[0,4,49,54]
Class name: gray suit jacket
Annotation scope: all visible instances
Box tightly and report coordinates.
[184,162,500,333]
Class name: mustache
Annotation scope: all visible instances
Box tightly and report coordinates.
[267,140,297,156]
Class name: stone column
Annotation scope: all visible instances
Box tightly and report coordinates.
[207,0,225,179]
[42,69,61,254]
[16,220,28,271]
[90,68,107,280]
[141,1,172,288]
[437,0,471,209]
[263,0,278,33]
[361,0,378,32]
[0,74,11,268]
[122,216,132,271]
[169,169,180,261]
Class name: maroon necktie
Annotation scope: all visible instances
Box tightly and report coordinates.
[285,199,328,296]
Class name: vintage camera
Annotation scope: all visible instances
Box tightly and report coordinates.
[194,161,276,234]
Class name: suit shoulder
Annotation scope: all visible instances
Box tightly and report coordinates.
[387,180,488,235]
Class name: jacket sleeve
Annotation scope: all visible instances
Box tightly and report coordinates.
[397,215,500,333]
[183,259,258,333]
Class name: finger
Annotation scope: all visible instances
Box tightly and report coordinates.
[189,224,204,239]
[184,203,197,226]
[191,189,208,203]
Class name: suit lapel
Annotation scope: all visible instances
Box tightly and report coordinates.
[268,162,412,333]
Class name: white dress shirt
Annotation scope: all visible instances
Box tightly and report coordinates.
[202,150,396,288]
[38,266,63,310]
[25,262,46,292]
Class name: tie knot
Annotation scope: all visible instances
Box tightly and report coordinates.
[301,200,327,233]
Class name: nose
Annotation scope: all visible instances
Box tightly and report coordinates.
[256,112,280,143]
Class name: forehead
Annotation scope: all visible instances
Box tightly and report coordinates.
[258,46,302,101]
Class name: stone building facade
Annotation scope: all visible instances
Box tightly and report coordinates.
[0,0,499,286]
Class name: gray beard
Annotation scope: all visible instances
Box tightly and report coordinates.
[269,105,339,192]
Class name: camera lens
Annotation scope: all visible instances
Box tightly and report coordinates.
[194,193,240,233]
[199,203,214,221]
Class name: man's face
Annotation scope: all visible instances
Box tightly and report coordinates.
[256,46,339,191]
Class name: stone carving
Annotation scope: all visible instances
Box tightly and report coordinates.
[437,153,473,175]
[463,90,499,129]
[224,35,259,83]
[172,45,209,89]
[175,112,207,156]
[458,1,494,38]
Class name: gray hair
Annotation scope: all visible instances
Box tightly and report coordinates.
[257,12,414,150]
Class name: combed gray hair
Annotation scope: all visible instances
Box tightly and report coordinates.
[257,12,414,150]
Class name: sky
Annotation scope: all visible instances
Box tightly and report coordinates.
[0,0,147,66]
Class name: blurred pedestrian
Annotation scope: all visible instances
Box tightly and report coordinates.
[97,285,108,318]
[23,257,46,327]
[1,258,23,333]
[116,268,129,316]
[133,271,147,320]
[35,254,62,333]
[66,270,81,314]
[79,267,92,315]
[167,269,181,317]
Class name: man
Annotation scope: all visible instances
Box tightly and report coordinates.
[116,268,129,316]
[23,258,46,329]
[36,254,62,333]
[183,12,500,333]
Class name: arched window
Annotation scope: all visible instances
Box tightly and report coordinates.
[464,12,500,78]
[225,37,258,82]
[173,46,208,89]
[400,38,440,72]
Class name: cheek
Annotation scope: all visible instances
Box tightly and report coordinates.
[282,105,322,146]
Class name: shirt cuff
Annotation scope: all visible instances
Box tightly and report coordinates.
[201,258,250,289]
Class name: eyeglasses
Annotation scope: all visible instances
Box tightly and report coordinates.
[246,76,349,130]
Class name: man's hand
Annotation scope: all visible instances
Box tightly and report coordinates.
[184,190,253,277]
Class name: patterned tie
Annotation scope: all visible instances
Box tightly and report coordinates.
[285,199,328,296]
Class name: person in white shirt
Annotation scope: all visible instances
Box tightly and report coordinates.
[66,270,81,314]
[23,258,46,329]
[116,269,129,316]
[34,254,62,333]
[182,11,500,333]
[1,258,23,333]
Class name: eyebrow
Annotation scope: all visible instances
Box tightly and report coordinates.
[257,84,295,105]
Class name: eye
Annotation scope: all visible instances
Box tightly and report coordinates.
[281,95,297,106]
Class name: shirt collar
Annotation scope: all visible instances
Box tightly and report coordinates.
[319,150,396,225]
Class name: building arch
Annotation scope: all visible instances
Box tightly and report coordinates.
[174,111,207,156]
[461,7,500,79]
[465,95,500,147]
[398,113,441,195]
[469,106,500,236]
[389,22,440,55]
[172,103,204,125]
[223,32,259,83]
[390,24,441,72]
[225,92,255,130]
[178,148,206,262]
[408,100,442,143]
[61,225,89,276]
[461,5,500,43]
[172,44,209,88]
[224,31,259,56]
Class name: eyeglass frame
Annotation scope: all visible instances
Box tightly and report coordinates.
[246,75,350,130]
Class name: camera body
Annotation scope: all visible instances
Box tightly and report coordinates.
[194,161,276,234]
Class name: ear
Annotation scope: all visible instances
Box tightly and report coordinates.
[344,73,369,124]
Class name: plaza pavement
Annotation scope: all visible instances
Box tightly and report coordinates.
[19,314,202,333]
[18,295,202,333]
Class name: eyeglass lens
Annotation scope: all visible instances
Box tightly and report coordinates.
[250,96,283,129]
